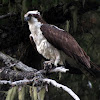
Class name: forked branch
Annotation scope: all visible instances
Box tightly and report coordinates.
[0,51,80,100]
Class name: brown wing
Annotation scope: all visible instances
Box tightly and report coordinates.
[40,24,90,68]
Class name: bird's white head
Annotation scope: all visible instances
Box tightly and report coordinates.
[24,10,46,24]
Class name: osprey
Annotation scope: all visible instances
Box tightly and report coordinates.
[24,10,100,77]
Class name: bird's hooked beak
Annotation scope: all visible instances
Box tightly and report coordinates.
[24,16,31,22]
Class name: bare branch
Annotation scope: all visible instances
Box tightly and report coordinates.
[49,67,69,73]
[0,68,38,81]
[0,51,69,83]
[0,78,80,100]
[0,52,79,100]
[0,52,69,74]
[0,52,36,72]
[43,78,80,100]
[0,13,16,19]
[0,79,33,86]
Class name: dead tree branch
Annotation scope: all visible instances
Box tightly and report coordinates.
[0,52,69,74]
[0,51,36,72]
[43,78,80,100]
[0,51,80,100]
[0,13,16,19]
[0,79,33,86]
[0,67,38,81]
[0,78,80,100]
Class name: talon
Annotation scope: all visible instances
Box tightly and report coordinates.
[43,61,53,70]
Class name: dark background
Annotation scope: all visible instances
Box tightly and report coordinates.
[0,0,100,100]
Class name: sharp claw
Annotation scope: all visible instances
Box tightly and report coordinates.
[43,61,53,71]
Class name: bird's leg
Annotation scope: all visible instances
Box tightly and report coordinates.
[54,56,60,67]
[43,60,54,71]
[43,51,61,70]
[54,51,61,67]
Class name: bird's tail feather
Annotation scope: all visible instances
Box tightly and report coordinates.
[75,55,100,78]
[81,61,100,78]
[89,61,100,77]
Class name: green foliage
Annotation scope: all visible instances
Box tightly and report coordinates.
[1,0,100,100]
[66,20,70,32]
[22,0,32,14]
[38,87,45,100]
[32,0,40,9]
[70,6,78,32]
[82,0,85,7]
[5,85,45,100]
[8,0,16,13]
[33,86,38,100]
[30,86,45,100]
[2,0,9,4]
[18,86,31,100]
[6,87,18,100]
[15,0,22,3]
[21,0,32,22]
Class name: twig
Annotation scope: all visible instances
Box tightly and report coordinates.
[50,67,69,73]
[0,52,79,100]
[0,13,16,19]
[43,78,80,100]
[39,67,69,74]
[0,79,33,86]
[0,78,80,100]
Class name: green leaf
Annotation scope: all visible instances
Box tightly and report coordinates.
[18,86,31,100]
[6,87,18,100]
[38,87,45,100]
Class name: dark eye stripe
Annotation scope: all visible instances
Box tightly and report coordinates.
[28,14,32,17]
[32,14,39,18]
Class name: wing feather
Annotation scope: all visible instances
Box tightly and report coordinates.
[40,24,90,68]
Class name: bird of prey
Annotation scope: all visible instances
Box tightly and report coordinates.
[24,10,100,77]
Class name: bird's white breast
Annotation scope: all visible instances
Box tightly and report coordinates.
[29,21,66,65]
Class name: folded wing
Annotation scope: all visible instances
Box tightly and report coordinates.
[40,24,90,68]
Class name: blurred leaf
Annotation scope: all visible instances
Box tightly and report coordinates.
[82,0,85,7]
[6,87,18,100]
[33,86,38,100]
[2,0,9,4]
[38,87,45,100]
[21,0,32,22]
[70,6,78,32]
[22,0,32,14]
[32,0,39,7]
[18,86,31,100]
[15,0,22,3]
[66,20,70,32]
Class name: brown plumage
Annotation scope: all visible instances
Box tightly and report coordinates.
[40,24,100,77]
[25,10,100,78]
[41,24,90,68]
